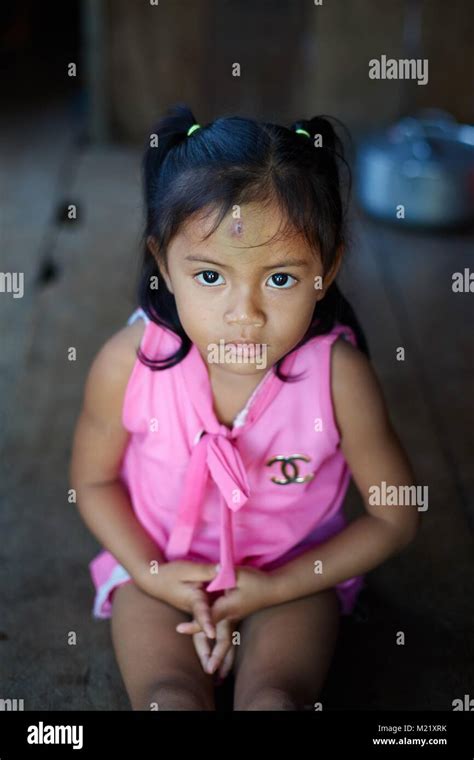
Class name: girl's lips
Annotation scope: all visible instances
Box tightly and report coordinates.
[225,341,266,346]
[225,343,265,351]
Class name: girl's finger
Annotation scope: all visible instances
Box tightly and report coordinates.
[181,562,221,583]
[192,594,216,639]
[206,636,231,675]
[192,631,211,673]
[210,592,236,625]
[176,620,202,635]
[217,645,235,680]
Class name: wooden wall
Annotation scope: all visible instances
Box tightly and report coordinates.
[92,0,474,143]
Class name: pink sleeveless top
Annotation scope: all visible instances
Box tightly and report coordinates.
[89,308,365,618]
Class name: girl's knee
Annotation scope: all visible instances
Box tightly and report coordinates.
[235,685,302,711]
[133,674,215,711]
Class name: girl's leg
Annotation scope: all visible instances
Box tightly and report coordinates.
[232,589,340,711]
[110,581,216,710]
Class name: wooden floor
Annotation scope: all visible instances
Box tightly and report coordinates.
[0,100,472,710]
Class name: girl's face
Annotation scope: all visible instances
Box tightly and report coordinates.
[149,201,341,379]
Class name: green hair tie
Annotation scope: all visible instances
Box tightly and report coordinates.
[187,124,201,137]
[295,128,311,139]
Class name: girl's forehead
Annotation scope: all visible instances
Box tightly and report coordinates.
[181,202,300,249]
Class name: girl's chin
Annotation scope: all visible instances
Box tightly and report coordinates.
[209,362,270,375]
[207,362,274,382]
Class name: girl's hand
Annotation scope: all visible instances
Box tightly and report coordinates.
[137,559,220,639]
[192,617,236,682]
[176,566,279,634]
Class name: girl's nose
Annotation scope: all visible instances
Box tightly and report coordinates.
[224,289,265,327]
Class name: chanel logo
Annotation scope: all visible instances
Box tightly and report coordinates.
[265,454,314,485]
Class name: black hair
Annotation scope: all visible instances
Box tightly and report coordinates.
[135,102,370,381]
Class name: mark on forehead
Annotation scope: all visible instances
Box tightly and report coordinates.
[229,218,244,238]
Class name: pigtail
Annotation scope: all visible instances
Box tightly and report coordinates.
[290,114,353,213]
[136,103,201,367]
[284,115,369,360]
[292,115,344,155]
[142,103,199,217]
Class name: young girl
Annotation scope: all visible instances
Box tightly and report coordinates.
[70,104,420,711]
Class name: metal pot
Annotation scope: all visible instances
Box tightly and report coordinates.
[355,109,474,228]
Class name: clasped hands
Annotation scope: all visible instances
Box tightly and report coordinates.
[140,560,280,684]
[179,563,280,683]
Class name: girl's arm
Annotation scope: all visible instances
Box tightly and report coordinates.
[69,322,166,582]
[71,323,222,639]
[268,337,422,605]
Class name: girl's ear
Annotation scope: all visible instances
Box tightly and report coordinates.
[147,235,160,260]
[317,244,344,300]
[147,235,174,294]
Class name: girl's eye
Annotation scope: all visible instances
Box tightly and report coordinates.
[267,272,298,289]
[194,270,225,286]
[194,270,298,289]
